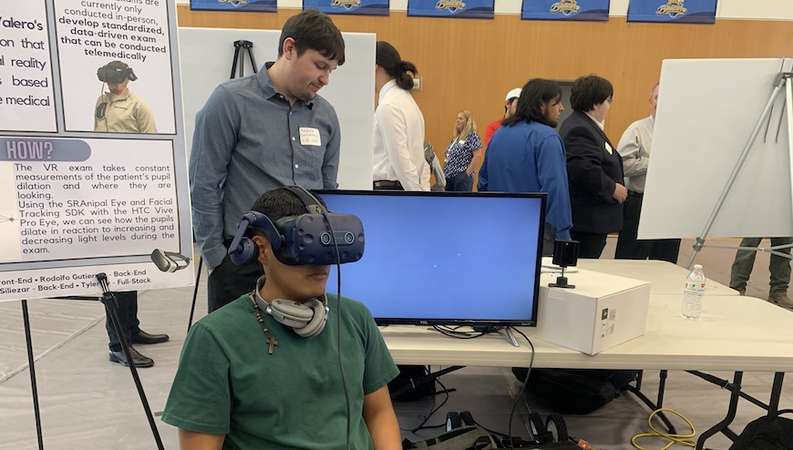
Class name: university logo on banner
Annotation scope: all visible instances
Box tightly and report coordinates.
[627,0,717,24]
[522,0,610,21]
[190,0,277,12]
[407,0,494,19]
[304,0,390,16]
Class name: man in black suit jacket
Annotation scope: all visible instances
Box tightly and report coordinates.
[560,75,626,258]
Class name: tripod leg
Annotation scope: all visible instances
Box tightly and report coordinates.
[188,256,203,332]
[21,300,44,450]
[247,48,258,74]
[103,293,165,450]
[230,45,241,79]
[689,70,789,268]
[784,71,793,235]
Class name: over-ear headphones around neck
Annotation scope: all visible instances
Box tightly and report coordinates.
[227,186,365,266]
[251,276,329,337]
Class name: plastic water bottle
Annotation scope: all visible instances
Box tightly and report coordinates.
[682,265,706,319]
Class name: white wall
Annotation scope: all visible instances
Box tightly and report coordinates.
[176,0,793,20]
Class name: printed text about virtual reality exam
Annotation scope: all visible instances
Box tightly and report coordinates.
[0,3,57,132]
[0,138,180,263]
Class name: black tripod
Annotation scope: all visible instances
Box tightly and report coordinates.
[230,39,258,79]
[17,274,165,450]
[188,39,260,332]
[96,273,164,450]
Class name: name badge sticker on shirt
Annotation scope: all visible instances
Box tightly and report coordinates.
[604,142,613,155]
[299,127,322,147]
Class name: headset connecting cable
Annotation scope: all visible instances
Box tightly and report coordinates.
[506,326,536,447]
[401,377,452,434]
[322,209,352,450]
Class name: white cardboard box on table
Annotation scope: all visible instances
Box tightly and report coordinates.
[537,269,651,355]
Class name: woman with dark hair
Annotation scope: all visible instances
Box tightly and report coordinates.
[478,79,572,255]
[559,74,626,258]
[372,41,430,191]
[443,110,482,192]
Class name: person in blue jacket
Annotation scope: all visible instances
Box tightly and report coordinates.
[478,79,572,256]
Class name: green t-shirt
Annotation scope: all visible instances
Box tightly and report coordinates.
[162,294,399,450]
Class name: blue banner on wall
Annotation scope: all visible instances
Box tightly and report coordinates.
[627,0,717,24]
[521,0,610,21]
[190,0,277,12]
[407,0,494,19]
[304,0,390,16]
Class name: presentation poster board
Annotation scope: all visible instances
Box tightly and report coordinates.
[639,58,793,240]
[521,0,610,21]
[303,0,390,16]
[407,0,495,19]
[178,28,375,190]
[0,1,193,302]
[53,0,177,133]
[627,0,717,24]
[190,0,277,12]
[0,2,58,133]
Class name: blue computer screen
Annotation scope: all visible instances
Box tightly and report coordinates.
[318,191,544,325]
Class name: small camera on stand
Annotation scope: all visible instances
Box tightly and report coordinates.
[549,240,579,289]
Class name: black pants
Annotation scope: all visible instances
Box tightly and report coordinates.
[615,192,681,264]
[445,172,473,192]
[105,290,139,351]
[570,231,608,259]
[208,254,263,313]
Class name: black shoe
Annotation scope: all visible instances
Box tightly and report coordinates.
[109,346,155,368]
[132,329,170,345]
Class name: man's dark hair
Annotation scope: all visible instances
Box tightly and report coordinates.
[503,79,562,128]
[250,187,327,225]
[570,75,613,112]
[376,41,418,91]
[278,9,345,66]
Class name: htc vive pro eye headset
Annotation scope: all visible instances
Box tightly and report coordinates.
[228,186,364,338]
[227,186,364,267]
[97,61,138,84]
[96,61,138,120]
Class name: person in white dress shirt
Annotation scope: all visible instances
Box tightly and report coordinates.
[614,82,681,263]
[372,41,430,191]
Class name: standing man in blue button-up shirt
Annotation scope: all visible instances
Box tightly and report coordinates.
[190,10,345,312]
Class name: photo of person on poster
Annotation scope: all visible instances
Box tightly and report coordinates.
[94,61,157,134]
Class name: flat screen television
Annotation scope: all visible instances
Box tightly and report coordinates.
[316,190,546,326]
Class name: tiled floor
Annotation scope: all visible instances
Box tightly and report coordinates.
[0,238,791,449]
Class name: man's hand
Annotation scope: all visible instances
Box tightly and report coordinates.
[613,183,628,203]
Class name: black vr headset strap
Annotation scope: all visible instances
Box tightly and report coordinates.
[229,211,283,252]
[283,186,327,215]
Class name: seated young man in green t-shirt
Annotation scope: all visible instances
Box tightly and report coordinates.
[162,187,402,450]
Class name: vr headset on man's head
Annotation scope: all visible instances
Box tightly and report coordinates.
[228,186,365,266]
[97,61,138,84]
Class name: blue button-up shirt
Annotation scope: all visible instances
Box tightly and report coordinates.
[478,121,572,240]
[189,63,341,269]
